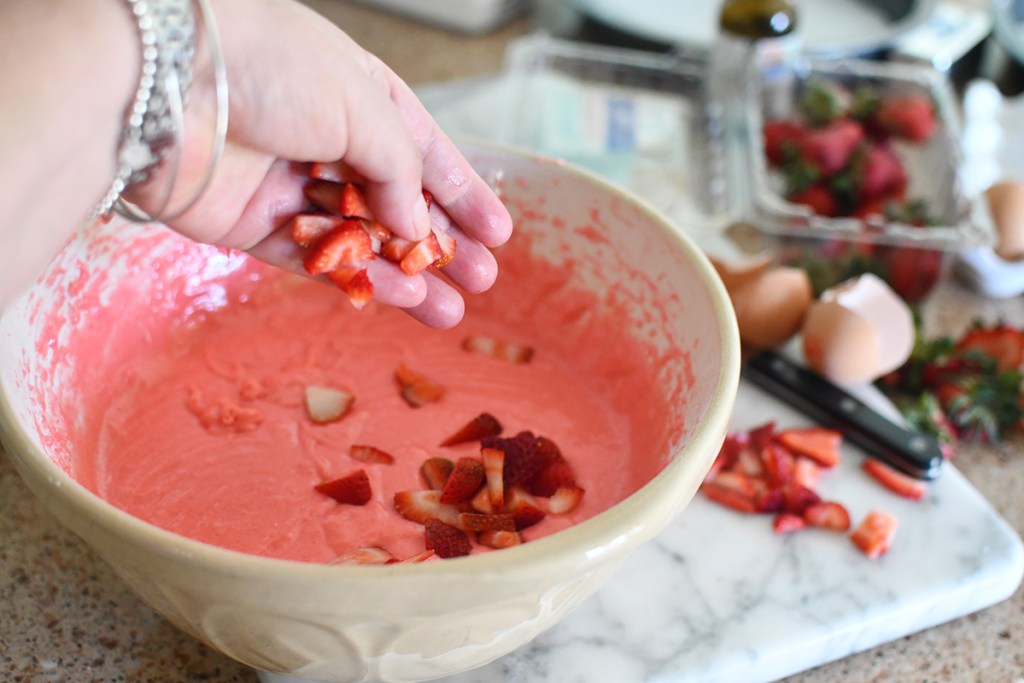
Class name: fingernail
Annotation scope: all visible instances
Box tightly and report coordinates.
[412,194,431,240]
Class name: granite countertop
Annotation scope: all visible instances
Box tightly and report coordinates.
[3,2,1024,681]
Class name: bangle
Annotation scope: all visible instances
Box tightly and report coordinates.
[96,0,228,223]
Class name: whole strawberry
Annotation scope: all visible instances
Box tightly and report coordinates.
[877,93,936,143]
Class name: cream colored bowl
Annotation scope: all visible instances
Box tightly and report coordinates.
[0,143,739,683]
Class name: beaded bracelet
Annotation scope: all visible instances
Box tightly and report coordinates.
[96,0,228,223]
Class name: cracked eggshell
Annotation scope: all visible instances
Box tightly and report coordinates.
[801,273,914,385]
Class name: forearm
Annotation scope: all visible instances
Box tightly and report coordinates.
[0,0,137,304]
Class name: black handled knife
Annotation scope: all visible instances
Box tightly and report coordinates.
[744,348,944,480]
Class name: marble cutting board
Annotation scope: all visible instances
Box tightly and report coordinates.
[437,379,1024,683]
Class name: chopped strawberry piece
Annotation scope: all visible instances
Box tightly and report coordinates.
[762,444,795,486]
[956,324,1024,372]
[420,457,454,490]
[303,220,375,276]
[709,470,759,497]
[349,444,395,465]
[505,486,547,530]
[457,512,516,532]
[379,235,414,263]
[470,486,494,514]
[748,421,776,452]
[480,447,505,510]
[304,385,354,424]
[309,161,346,183]
[395,363,445,407]
[780,482,822,516]
[547,484,585,515]
[393,489,461,527]
[326,266,374,310]
[339,183,372,220]
[482,431,552,488]
[776,427,842,467]
[803,500,851,531]
[329,546,395,566]
[462,335,535,364]
[439,457,486,504]
[399,549,437,563]
[478,529,522,549]
[793,457,822,489]
[304,179,347,215]
[773,512,807,534]
[850,509,898,558]
[737,447,766,478]
[289,213,345,248]
[432,226,457,268]
[315,469,372,506]
[707,432,745,480]
[861,459,928,501]
[440,412,503,447]
[754,486,785,513]
[701,481,758,513]
[527,454,576,497]
[399,233,445,275]
[424,519,472,559]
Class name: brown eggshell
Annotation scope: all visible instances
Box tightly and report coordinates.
[986,180,1024,261]
[801,273,914,384]
[730,267,813,348]
[709,254,773,294]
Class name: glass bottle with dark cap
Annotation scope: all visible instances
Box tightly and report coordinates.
[706,0,800,217]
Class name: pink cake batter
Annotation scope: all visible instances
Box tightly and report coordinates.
[64,230,679,564]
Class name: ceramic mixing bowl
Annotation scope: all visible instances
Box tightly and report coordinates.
[0,143,740,682]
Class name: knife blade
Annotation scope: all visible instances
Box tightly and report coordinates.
[744,348,944,480]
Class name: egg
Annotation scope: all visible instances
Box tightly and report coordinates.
[727,265,813,349]
[801,273,914,385]
[986,180,1024,261]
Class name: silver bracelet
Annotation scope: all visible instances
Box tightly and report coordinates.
[96,0,228,223]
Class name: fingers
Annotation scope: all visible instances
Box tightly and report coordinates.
[401,274,466,329]
[373,61,514,249]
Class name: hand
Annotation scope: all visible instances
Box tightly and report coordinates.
[135,0,512,328]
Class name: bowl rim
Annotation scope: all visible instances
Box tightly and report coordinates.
[0,142,741,581]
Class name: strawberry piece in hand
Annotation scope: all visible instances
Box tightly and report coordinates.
[439,457,486,504]
[304,385,354,424]
[340,183,372,220]
[850,509,898,558]
[424,519,472,559]
[395,364,445,407]
[861,459,928,501]
[440,412,503,447]
[315,469,372,506]
[309,161,346,183]
[349,444,395,465]
[326,266,374,310]
[399,233,445,276]
[289,214,346,248]
[777,427,842,467]
[303,220,375,276]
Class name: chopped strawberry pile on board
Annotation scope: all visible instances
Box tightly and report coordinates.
[703,421,927,558]
[288,174,457,309]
